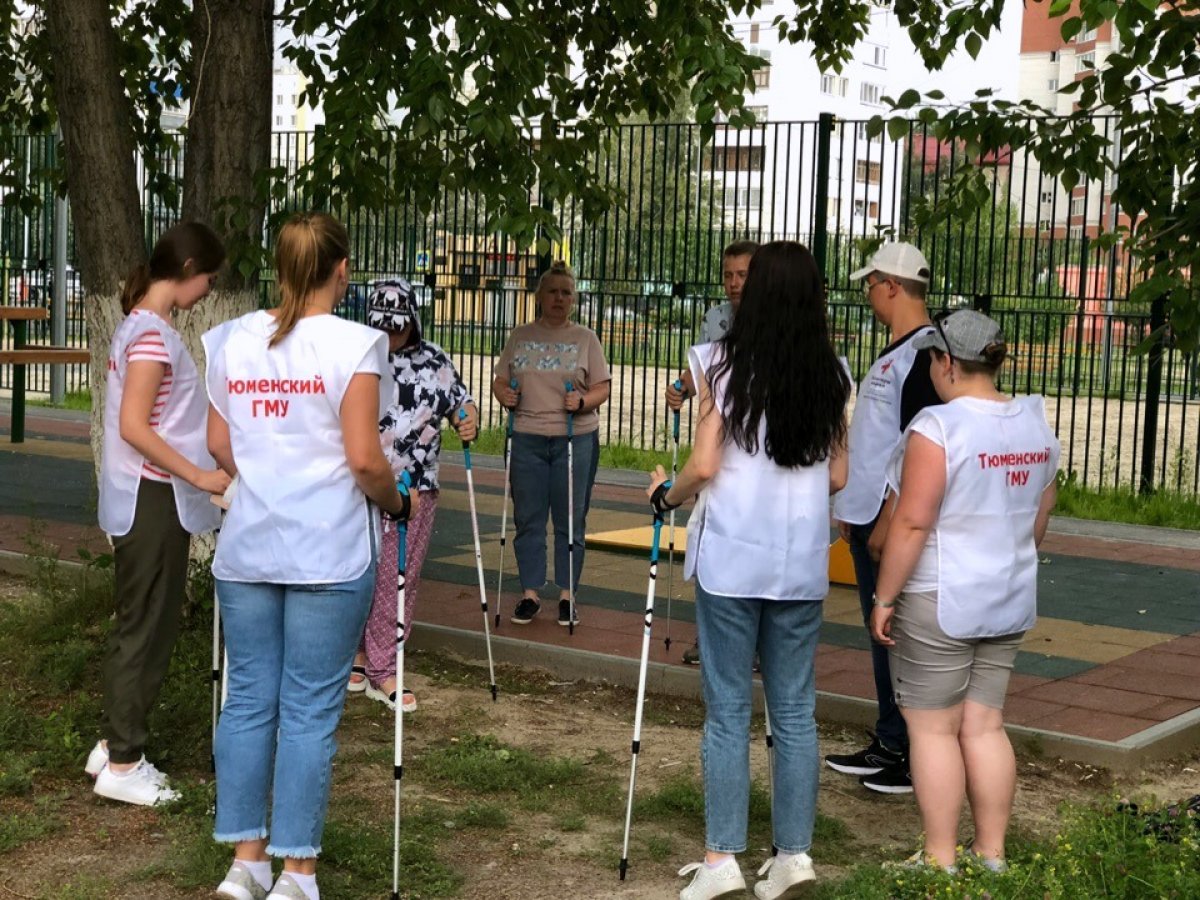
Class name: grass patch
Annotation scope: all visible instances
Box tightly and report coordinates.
[0,799,63,853]
[813,798,1200,898]
[1056,475,1200,531]
[29,389,92,411]
[417,733,586,796]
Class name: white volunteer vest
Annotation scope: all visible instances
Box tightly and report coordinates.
[888,396,1060,638]
[833,326,935,525]
[203,312,389,584]
[683,342,831,600]
[98,311,220,536]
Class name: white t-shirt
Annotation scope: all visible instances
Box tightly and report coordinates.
[203,311,389,584]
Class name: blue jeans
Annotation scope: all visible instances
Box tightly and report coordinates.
[695,584,823,855]
[509,432,594,592]
[213,561,375,857]
[847,522,908,753]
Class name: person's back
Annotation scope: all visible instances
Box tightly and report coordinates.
[206,310,386,584]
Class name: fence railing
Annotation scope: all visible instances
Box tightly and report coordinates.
[3,117,1189,491]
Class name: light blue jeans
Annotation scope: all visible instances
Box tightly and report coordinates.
[509,432,594,592]
[213,559,375,857]
[695,583,823,855]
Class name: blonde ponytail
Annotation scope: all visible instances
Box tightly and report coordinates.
[271,212,350,348]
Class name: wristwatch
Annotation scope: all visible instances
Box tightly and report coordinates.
[872,594,895,608]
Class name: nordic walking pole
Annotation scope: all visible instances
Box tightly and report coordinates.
[209,477,237,772]
[494,378,518,630]
[619,493,667,881]
[565,379,577,635]
[663,379,682,653]
[764,695,777,857]
[390,471,413,900]
[460,408,498,701]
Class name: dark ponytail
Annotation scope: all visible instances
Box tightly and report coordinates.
[120,263,153,314]
[120,222,226,316]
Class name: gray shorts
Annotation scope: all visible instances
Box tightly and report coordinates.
[887,589,1024,710]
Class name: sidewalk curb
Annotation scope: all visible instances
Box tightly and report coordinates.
[409,623,1200,774]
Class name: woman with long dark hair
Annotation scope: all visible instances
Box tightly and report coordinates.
[648,241,851,900]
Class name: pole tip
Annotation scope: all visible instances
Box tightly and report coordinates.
[619,859,629,881]
[491,684,498,702]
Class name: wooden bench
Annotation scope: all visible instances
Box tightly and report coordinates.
[1,306,90,443]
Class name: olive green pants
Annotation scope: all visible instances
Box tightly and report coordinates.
[101,480,191,764]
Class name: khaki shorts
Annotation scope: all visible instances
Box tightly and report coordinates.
[887,589,1024,710]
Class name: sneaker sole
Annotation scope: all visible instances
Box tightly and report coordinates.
[93,783,179,806]
[510,617,535,625]
[861,781,914,795]
[825,760,886,776]
[756,877,816,900]
[216,882,262,900]
[557,619,579,627]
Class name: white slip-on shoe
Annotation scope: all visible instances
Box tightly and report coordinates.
[93,757,180,806]
[754,852,816,899]
[216,861,270,900]
[678,856,747,900]
[84,740,108,779]
[266,873,312,900]
[365,683,417,713]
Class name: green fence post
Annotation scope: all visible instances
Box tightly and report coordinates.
[1138,273,1167,495]
[812,113,834,274]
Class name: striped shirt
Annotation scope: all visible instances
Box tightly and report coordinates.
[125,313,174,482]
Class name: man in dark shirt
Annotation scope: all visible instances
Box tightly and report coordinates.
[827,242,939,796]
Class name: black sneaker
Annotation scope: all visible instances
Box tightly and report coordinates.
[824,734,904,776]
[682,642,701,665]
[511,597,540,625]
[861,761,914,795]
[557,598,580,627]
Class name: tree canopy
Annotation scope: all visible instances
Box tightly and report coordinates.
[0,0,1196,343]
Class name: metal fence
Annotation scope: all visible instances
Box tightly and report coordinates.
[3,118,1191,492]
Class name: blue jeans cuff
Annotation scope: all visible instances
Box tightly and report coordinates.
[706,843,747,854]
[267,842,321,859]
[214,827,269,844]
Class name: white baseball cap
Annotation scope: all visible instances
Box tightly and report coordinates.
[849,242,931,284]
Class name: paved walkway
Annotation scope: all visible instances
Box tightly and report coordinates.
[2,402,1199,769]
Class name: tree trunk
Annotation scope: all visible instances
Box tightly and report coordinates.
[43,0,148,481]
[182,0,274,294]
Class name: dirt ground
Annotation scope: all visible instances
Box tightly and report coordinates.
[4,648,1199,900]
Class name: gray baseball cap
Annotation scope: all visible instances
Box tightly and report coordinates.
[914,309,1004,362]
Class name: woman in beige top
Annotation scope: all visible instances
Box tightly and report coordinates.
[491,262,611,627]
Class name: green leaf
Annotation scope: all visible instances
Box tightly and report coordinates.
[887,118,910,142]
[897,88,921,108]
[965,33,982,60]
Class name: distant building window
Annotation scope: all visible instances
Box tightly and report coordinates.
[855,160,882,184]
[1048,78,1059,92]
[716,146,765,172]
[724,186,763,207]
[869,45,887,67]
[820,74,849,97]
[749,22,760,43]
[1040,190,1054,204]
[1079,26,1097,42]
[746,105,769,122]
[1078,50,1096,67]
[1049,50,1059,62]
[753,65,771,88]
[290,115,297,127]
[1070,197,1086,216]
[292,94,298,104]
[860,82,883,106]
[1069,225,1084,239]
[275,115,283,125]
[856,122,883,144]
[276,94,283,105]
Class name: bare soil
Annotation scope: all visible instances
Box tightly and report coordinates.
[4,649,1198,900]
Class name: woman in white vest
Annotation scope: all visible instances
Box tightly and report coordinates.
[89,222,231,807]
[648,242,851,900]
[870,309,1059,873]
[203,213,413,900]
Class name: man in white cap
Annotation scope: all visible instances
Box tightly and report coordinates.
[825,241,940,796]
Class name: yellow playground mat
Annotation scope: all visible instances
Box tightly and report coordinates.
[586,526,858,587]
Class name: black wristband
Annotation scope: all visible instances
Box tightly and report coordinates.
[650,481,681,517]
[383,489,412,523]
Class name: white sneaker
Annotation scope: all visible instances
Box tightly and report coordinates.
[216,861,270,900]
[754,852,816,899]
[84,740,108,779]
[266,874,312,899]
[678,857,747,900]
[93,757,180,806]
